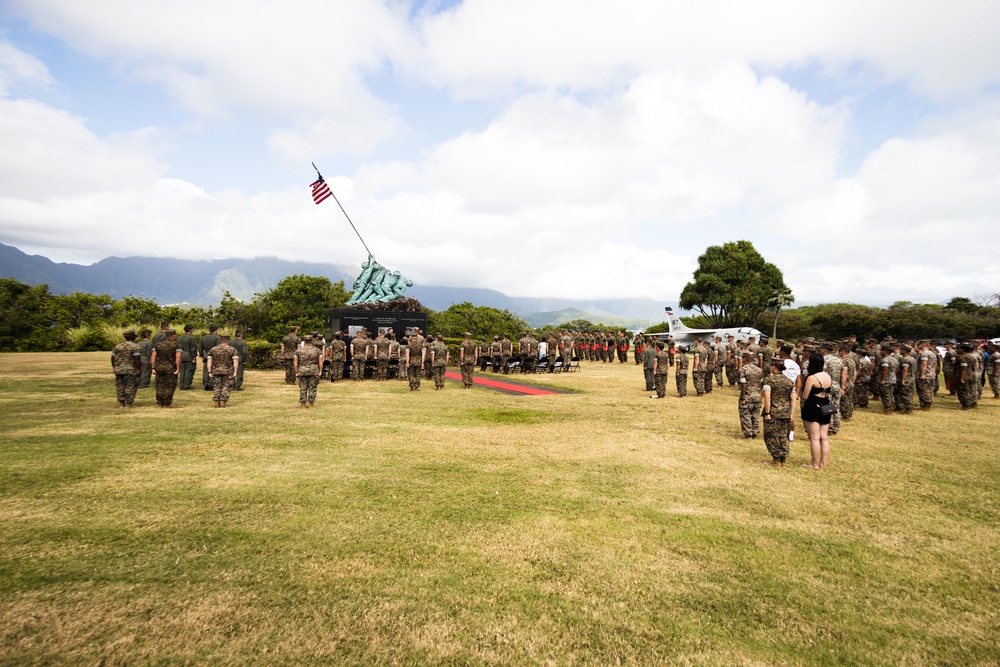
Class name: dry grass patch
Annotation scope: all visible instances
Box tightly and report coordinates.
[1,353,999,665]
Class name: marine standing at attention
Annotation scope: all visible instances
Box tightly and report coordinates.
[281,325,301,385]
[327,331,346,382]
[431,333,449,390]
[460,332,477,389]
[207,334,239,408]
[674,346,689,397]
[652,341,670,399]
[642,341,656,392]
[111,330,142,409]
[762,358,797,467]
[294,334,323,408]
[374,330,391,381]
[150,330,181,408]
[738,352,763,439]
[406,331,425,391]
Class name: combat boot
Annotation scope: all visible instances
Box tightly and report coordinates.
[213,400,220,408]
[221,400,227,408]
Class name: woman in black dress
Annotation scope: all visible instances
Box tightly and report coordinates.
[801,353,833,469]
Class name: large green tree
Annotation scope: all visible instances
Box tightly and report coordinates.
[679,240,790,328]
[254,275,351,342]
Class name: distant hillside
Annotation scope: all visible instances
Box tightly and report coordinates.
[0,242,670,324]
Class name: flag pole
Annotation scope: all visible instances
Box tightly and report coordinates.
[312,162,373,259]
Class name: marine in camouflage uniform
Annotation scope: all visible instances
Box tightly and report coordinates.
[954,345,979,409]
[916,341,937,409]
[281,326,301,385]
[878,347,899,414]
[674,347,689,397]
[431,334,449,389]
[407,334,425,390]
[855,350,872,408]
[691,341,707,395]
[713,337,726,387]
[702,341,715,394]
[327,332,346,383]
[838,348,856,421]
[822,344,844,433]
[941,343,957,394]
[489,336,502,373]
[652,342,670,399]
[460,333,477,388]
[151,331,181,407]
[762,359,796,465]
[207,335,238,407]
[351,332,367,381]
[111,331,142,408]
[374,331,391,381]
[137,329,153,389]
[294,334,323,407]
[738,353,763,438]
[560,332,574,369]
[723,335,738,385]
[986,344,1000,398]
[499,334,513,374]
[895,345,917,414]
[973,346,985,400]
[633,332,645,365]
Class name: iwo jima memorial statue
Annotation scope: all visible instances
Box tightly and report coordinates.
[309,164,428,340]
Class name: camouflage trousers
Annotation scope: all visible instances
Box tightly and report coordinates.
[408,365,422,390]
[432,366,446,388]
[376,359,389,380]
[654,373,668,398]
[878,382,895,411]
[855,381,869,408]
[115,373,139,405]
[957,379,978,408]
[676,373,688,397]
[703,369,714,393]
[828,385,841,433]
[738,400,761,437]
[352,359,365,381]
[283,359,296,384]
[212,374,234,402]
[562,351,572,368]
[916,379,935,407]
[725,363,738,386]
[298,375,319,404]
[155,371,178,406]
[894,383,914,412]
[499,355,510,374]
[840,383,854,420]
[461,363,475,387]
[989,374,1000,397]
[424,361,434,380]
[714,365,724,386]
[692,371,707,395]
[329,361,344,382]
[763,417,791,461]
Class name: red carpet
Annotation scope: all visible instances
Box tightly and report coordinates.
[443,371,565,395]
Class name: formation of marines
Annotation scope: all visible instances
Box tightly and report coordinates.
[112,320,999,423]
[637,332,998,465]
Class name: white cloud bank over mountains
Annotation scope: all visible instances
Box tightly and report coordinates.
[1,0,998,304]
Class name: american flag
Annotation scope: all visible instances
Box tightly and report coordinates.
[311,176,332,205]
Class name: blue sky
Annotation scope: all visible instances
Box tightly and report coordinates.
[1,1,998,307]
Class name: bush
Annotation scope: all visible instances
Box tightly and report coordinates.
[244,340,282,369]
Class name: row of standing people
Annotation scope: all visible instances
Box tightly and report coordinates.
[112,322,246,409]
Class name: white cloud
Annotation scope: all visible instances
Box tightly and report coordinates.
[0,42,53,95]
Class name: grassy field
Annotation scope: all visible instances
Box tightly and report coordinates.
[1,353,998,666]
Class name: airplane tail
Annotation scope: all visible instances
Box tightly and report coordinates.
[664,307,689,334]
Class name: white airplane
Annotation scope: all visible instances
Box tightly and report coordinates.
[646,307,765,349]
